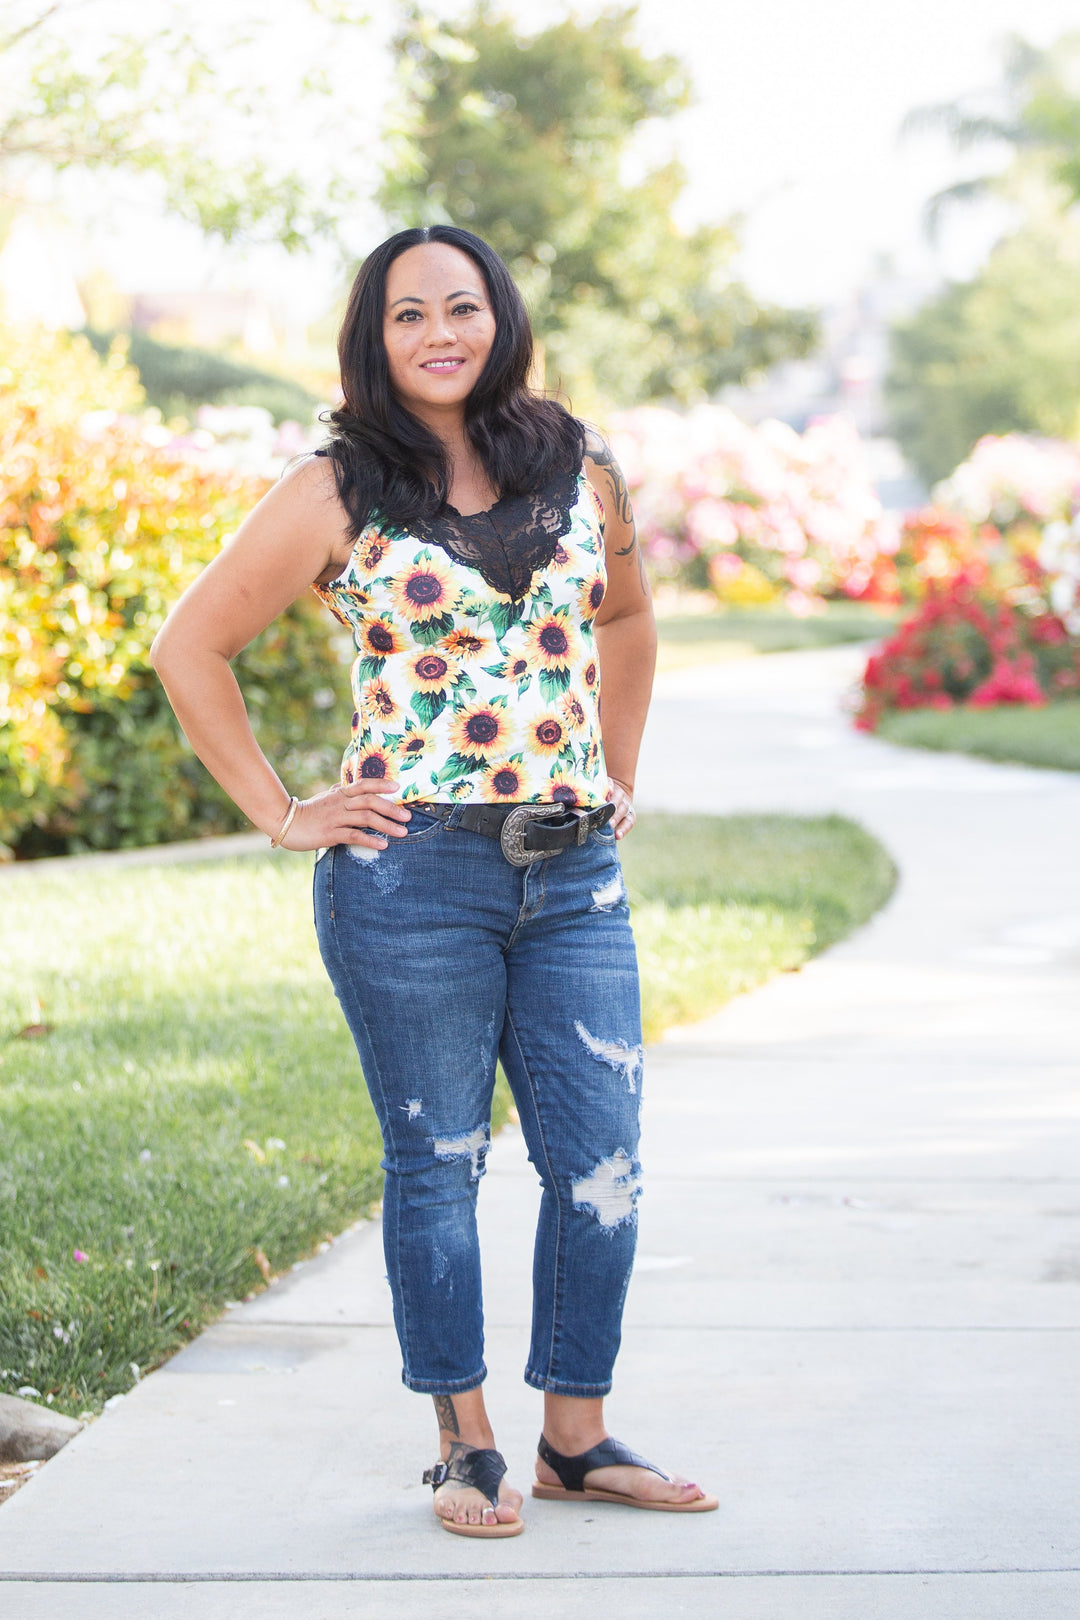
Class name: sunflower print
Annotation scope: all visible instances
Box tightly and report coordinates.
[312,467,609,806]
[481,760,526,802]
[449,700,513,763]
[400,723,435,764]
[576,573,606,621]
[353,740,398,779]
[354,529,394,575]
[360,677,401,724]
[357,615,407,660]
[388,550,461,624]
[548,767,584,805]
[406,648,461,697]
[560,692,588,733]
[525,610,576,672]
[529,713,571,757]
[442,626,492,659]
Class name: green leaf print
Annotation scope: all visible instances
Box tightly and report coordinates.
[539,666,572,701]
[526,581,553,617]
[485,598,526,638]
[434,752,481,785]
[410,690,448,727]
[355,655,386,683]
[410,612,456,646]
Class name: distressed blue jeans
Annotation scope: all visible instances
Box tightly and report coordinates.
[313,806,643,1397]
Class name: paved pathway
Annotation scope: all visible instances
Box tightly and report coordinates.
[2,644,1079,1618]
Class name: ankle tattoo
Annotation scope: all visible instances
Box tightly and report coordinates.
[433,1394,460,1436]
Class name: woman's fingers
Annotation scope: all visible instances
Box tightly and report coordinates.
[279,784,412,851]
[604,776,636,839]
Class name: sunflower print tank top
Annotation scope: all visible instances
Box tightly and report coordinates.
[311,462,608,807]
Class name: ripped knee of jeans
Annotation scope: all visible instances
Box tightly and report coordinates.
[575,1020,643,1093]
[571,1149,642,1231]
[432,1123,490,1181]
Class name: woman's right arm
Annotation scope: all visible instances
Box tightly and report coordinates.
[150,455,410,852]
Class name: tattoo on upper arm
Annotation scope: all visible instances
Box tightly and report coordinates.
[588,437,648,594]
[433,1394,460,1435]
[588,438,635,527]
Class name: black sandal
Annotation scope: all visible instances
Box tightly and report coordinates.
[423,1445,524,1538]
[532,1434,718,1513]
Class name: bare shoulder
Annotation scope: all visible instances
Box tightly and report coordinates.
[272,451,343,520]
[580,426,634,530]
[258,451,354,577]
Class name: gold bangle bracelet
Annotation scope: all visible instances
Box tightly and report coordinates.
[269,795,300,850]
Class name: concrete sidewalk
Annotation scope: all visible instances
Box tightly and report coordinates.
[2,644,1078,1618]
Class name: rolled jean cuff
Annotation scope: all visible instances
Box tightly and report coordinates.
[523,1370,613,1398]
[402,1364,487,1396]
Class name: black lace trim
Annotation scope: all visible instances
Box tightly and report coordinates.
[413,463,582,600]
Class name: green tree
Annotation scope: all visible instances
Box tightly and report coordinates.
[905,32,1080,227]
[0,0,372,251]
[380,4,816,410]
[887,203,1080,485]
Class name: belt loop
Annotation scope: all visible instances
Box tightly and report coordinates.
[445,805,463,831]
[576,809,589,845]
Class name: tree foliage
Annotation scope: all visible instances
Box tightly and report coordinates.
[905,32,1080,227]
[381,4,816,410]
[889,32,1080,483]
[0,0,373,250]
[888,207,1080,486]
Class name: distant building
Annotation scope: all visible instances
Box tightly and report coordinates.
[722,262,934,509]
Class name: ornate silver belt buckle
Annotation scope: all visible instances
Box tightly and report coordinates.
[500,805,562,867]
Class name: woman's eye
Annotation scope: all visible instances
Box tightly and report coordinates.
[395,309,420,322]
[452,303,479,316]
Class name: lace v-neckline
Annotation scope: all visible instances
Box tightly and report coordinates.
[411,464,583,600]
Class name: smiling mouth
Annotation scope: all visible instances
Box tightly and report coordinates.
[420,358,466,371]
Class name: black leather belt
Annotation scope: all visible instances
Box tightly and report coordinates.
[413,801,615,867]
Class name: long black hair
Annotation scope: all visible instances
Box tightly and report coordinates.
[321,225,584,538]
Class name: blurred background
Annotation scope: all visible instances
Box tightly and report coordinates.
[4,0,1080,857]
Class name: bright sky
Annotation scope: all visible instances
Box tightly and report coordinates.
[52,0,1080,317]
[629,0,1080,304]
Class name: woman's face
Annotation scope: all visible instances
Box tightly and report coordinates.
[382,242,496,421]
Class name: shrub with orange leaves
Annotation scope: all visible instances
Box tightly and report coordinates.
[0,326,348,856]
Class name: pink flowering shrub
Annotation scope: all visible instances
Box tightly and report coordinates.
[608,405,893,612]
[855,574,1080,731]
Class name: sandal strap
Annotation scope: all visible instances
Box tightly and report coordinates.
[536,1433,672,1493]
[423,1445,508,1511]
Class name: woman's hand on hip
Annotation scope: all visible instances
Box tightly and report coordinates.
[604,776,637,840]
[280,781,411,851]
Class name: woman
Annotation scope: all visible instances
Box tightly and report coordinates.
[151,225,717,1538]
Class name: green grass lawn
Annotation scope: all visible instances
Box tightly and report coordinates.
[655,602,895,672]
[0,813,895,1418]
[877,701,1080,773]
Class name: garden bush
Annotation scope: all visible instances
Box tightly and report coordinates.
[856,573,1080,731]
[81,327,319,427]
[610,404,893,613]
[0,324,349,857]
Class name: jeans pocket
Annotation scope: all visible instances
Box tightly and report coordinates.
[398,807,447,842]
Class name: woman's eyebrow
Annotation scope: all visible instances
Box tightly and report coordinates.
[389,289,483,307]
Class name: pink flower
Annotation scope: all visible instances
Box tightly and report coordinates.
[73,1249,88,1263]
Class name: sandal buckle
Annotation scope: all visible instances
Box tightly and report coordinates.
[423,1461,450,1488]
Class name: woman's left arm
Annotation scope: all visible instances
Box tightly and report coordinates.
[583,431,657,838]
